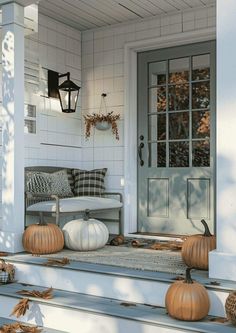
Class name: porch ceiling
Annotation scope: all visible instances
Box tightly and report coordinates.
[39,0,216,31]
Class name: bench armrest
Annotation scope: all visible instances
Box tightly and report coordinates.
[102,192,123,203]
[25,192,60,225]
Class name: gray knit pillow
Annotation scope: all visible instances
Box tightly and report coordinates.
[26,170,73,198]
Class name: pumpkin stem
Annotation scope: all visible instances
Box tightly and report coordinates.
[184,267,194,284]
[201,219,212,237]
[39,212,47,226]
[83,209,90,221]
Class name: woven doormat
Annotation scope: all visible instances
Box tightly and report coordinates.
[43,246,187,274]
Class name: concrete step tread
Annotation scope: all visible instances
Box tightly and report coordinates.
[0,282,234,333]
[4,253,236,292]
[0,316,67,332]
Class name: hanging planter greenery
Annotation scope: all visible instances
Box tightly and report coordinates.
[84,93,120,140]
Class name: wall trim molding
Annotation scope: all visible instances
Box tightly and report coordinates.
[123,27,216,235]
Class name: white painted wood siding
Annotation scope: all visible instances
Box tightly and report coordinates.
[39,0,216,31]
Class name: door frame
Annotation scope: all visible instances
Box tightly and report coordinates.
[123,27,216,237]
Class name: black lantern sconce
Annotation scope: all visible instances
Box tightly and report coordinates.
[48,70,81,113]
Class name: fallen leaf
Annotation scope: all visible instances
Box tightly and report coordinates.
[0,322,42,332]
[11,298,30,318]
[43,258,70,266]
[210,281,221,286]
[120,302,136,307]
[16,287,53,300]
[110,235,125,246]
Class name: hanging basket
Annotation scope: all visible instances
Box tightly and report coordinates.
[95,121,112,131]
[84,93,120,140]
[0,259,15,284]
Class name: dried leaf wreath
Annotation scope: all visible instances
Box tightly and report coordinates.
[43,257,70,267]
[11,298,30,318]
[16,287,53,300]
[84,112,120,140]
[0,322,42,333]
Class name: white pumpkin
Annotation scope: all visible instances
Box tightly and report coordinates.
[63,217,109,251]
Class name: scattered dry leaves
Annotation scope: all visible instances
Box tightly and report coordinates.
[11,298,30,318]
[43,257,70,267]
[0,322,42,333]
[149,241,183,251]
[16,287,53,300]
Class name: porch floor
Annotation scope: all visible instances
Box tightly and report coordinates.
[3,249,236,292]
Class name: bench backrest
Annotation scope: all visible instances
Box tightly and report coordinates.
[25,166,72,173]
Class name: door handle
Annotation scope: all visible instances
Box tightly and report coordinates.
[138,142,144,166]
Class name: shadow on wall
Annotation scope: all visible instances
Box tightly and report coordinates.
[0,28,24,251]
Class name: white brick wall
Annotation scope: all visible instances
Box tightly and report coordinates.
[81,6,216,199]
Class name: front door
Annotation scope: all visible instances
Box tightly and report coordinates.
[137,41,216,236]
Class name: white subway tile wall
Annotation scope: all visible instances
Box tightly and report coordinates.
[24,14,82,169]
[81,6,216,200]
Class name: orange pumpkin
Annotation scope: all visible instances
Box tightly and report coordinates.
[165,268,210,321]
[181,219,216,270]
[23,223,64,255]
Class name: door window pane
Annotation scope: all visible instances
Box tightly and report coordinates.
[192,140,210,167]
[169,84,189,111]
[157,142,166,167]
[149,87,166,112]
[192,111,210,139]
[169,112,189,140]
[169,142,189,167]
[149,61,166,86]
[192,82,210,109]
[192,54,210,81]
[149,143,166,167]
[149,114,166,141]
[169,57,189,84]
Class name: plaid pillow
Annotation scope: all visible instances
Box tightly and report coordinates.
[73,168,107,197]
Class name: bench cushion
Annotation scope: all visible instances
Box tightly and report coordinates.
[27,196,122,213]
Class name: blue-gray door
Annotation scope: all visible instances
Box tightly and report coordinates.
[137,41,216,235]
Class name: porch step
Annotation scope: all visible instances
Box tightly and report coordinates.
[0,316,66,332]
[0,283,234,333]
[4,253,236,318]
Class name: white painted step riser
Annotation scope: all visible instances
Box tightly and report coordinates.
[0,295,204,333]
[14,263,227,317]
